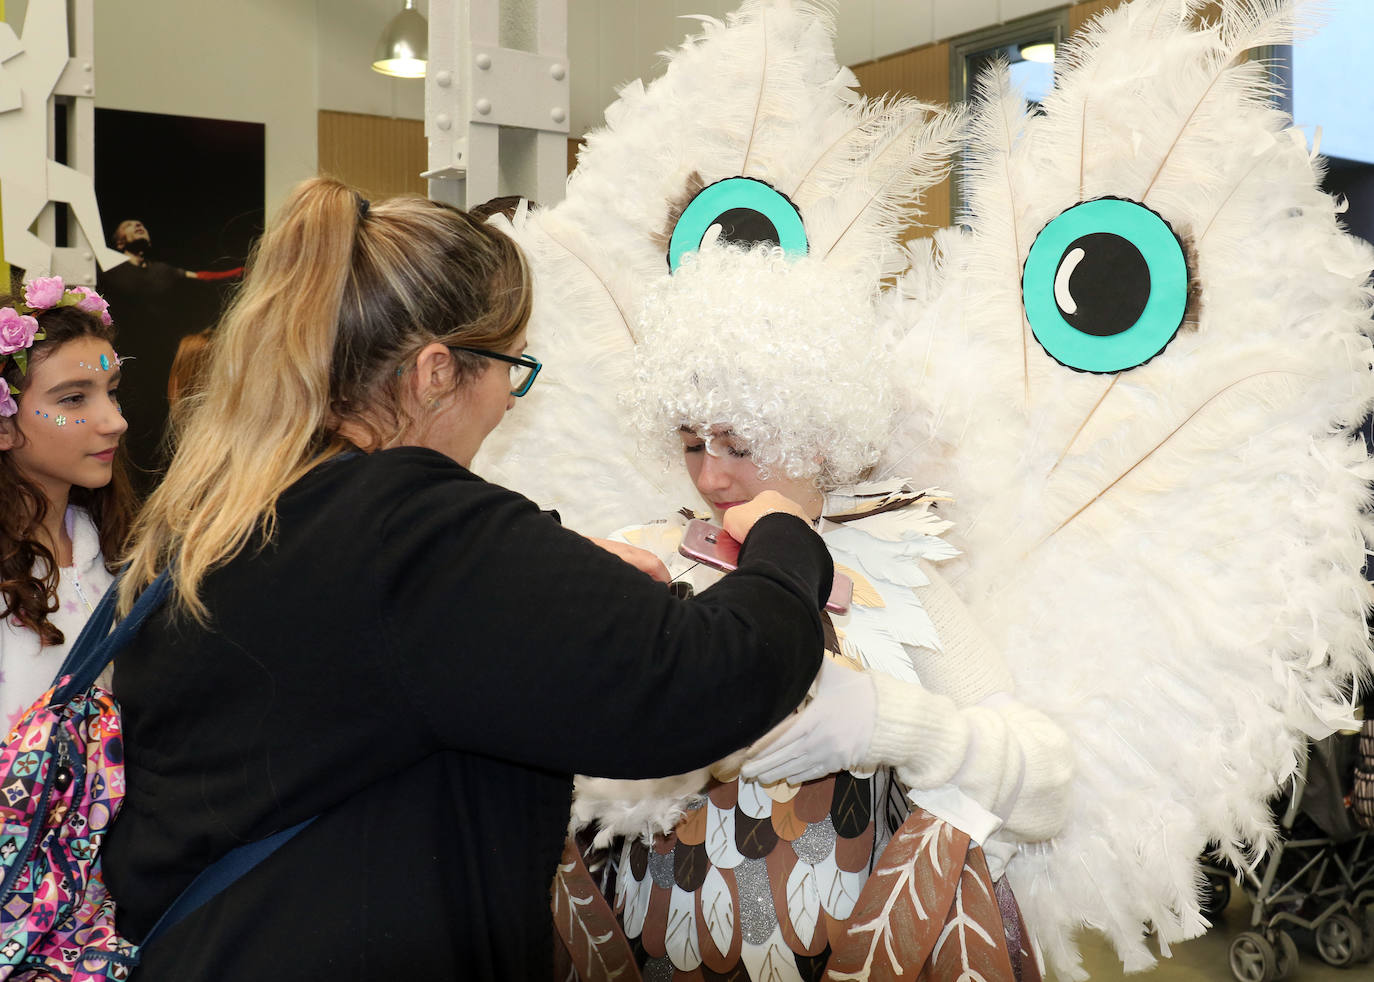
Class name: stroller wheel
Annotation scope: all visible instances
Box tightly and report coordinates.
[1229,931,1277,982]
[1271,930,1298,980]
[1357,906,1374,962]
[1314,912,1363,967]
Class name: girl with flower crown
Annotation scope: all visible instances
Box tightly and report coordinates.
[0,276,133,733]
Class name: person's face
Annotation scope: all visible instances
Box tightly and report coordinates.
[1,337,127,504]
[680,426,822,520]
[424,331,526,468]
[117,220,149,249]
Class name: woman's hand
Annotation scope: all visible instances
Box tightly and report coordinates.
[587,536,671,583]
[742,656,877,785]
[721,490,813,542]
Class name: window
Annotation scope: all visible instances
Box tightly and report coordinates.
[948,10,1071,218]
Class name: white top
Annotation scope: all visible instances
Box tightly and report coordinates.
[0,506,112,734]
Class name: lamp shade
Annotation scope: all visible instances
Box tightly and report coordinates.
[372,1,428,78]
[1018,41,1056,64]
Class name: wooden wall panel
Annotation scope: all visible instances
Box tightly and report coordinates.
[843,2,1138,237]
[850,42,952,236]
[560,2,1152,230]
[850,42,953,236]
[317,110,427,200]
[852,40,951,106]
[1069,2,1219,35]
[1069,0,1123,33]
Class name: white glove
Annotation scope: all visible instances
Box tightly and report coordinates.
[741,658,878,785]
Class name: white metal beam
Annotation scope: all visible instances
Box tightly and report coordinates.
[424,0,569,209]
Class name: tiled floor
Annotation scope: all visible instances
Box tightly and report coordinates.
[1072,886,1370,982]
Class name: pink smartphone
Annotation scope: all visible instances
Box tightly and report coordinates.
[679,518,852,614]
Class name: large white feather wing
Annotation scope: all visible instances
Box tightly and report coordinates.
[477,0,961,534]
[886,1,1374,975]
[474,207,697,534]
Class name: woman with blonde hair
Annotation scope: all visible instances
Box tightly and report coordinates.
[101,178,834,981]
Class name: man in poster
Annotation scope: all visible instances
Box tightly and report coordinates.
[98,219,240,493]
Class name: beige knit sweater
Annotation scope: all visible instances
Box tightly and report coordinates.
[863,559,1072,842]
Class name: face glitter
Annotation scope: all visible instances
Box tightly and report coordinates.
[77,355,120,372]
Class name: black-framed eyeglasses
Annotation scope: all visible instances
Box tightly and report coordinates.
[449,346,542,397]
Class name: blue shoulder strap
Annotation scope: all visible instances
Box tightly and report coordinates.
[51,569,172,706]
[47,568,316,955]
[140,815,316,950]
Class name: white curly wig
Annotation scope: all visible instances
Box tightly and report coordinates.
[626,241,897,486]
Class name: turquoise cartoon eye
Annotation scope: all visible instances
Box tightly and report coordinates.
[1021,197,1189,373]
[667,177,808,271]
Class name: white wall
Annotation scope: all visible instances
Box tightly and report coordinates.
[77,0,1068,210]
[317,0,426,121]
[94,0,431,213]
[95,0,319,212]
[568,0,1067,137]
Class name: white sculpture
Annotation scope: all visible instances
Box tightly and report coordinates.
[0,0,122,283]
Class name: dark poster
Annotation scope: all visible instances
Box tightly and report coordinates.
[94,108,265,492]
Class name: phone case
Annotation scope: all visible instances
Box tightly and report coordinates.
[679,518,852,614]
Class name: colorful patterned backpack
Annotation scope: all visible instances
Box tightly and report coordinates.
[1,572,309,980]
[0,573,168,979]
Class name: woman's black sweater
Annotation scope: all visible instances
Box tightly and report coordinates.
[104,447,830,980]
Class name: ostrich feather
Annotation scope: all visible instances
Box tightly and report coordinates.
[952,63,1038,408]
[479,1,1373,978]
[806,98,965,275]
[474,207,699,535]
[480,0,955,534]
[891,1,1374,975]
[571,772,710,848]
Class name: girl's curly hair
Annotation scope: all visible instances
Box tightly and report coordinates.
[0,298,134,645]
[627,242,898,487]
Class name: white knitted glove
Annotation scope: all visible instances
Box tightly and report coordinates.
[742,659,877,785]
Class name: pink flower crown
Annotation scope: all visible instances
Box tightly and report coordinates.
[0,276,114,417]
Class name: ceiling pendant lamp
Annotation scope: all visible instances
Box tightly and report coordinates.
[1018,41,1056,64]
[372,0,428,79]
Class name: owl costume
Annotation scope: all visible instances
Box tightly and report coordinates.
[472,1,1374,978]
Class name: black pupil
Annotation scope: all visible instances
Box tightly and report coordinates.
[1056,232,1150,337]
[711,208,780,249]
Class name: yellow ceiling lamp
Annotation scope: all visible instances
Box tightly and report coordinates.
[1018,41,1056,64]
[372,0,428,79]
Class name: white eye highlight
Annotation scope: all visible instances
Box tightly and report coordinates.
[1055,246,1086,315]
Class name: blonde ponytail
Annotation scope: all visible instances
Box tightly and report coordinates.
[121,177,530,619]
